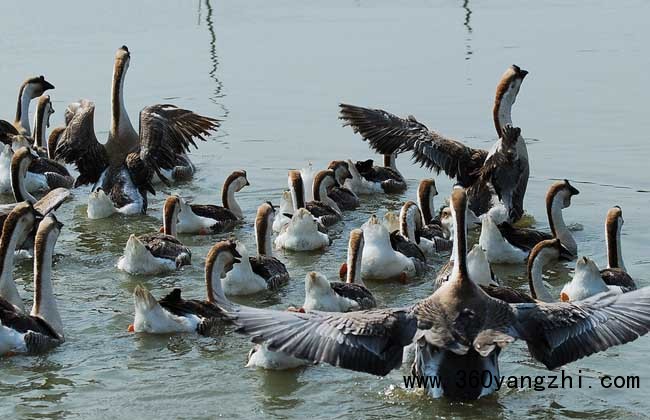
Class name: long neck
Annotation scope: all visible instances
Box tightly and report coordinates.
[400,207,417,242]
[12,156,37,203]
[206,253,228,303]
[314,179,341,214]
[222,182,243,218]
[108,61,137,158]
[346,242,364,287]
[383,154,396,169]
[451,207,468,280]
[163,207,177,237]
[0,221,25,312]
[15,84,33,134]
[333,167,346,185]
[527,251,555,302]
[32,232,63,337]
[418,188,434,224]
[33,106,48,148]
[547,196,576,255]
[289,175,305,211]
[606,221,625,270]
[256,215,273,256]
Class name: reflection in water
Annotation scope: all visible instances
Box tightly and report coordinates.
[202,0,228,118]
[462,0,473,61]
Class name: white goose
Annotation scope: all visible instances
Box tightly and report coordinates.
[117,196,191,275]
[0,214,64,356]
[129,240,240,334]
[275,208,330,252]
[360,214,417,282]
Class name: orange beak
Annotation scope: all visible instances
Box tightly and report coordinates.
[560,292,570,302]
[339,263,347,280]
[127,324,135,332]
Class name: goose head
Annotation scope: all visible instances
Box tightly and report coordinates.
[382,211,400,233]
[22,75,55,100]
[328,160,352,185]
[493,64,528,136]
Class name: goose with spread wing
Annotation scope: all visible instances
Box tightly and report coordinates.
[340,64,529,222]
[54,46,219,219]
[216,187,650,400]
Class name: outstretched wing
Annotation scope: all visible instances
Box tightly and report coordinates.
[55,100,109,186]
[138,104,219,183]
[339,103,488,186]
[0,120,19,145]
[221,302,418,376]
[511,287,650,369]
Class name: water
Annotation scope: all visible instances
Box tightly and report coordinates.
[1,0,649,418]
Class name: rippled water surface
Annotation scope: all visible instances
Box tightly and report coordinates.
[2,1,650,418]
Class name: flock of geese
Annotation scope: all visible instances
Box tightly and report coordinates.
[0,48,649,401]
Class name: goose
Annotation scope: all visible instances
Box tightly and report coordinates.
[31,95,55,155]
[222,202,290,295]
[117,195,191,275]
[351,153,407,194]
[274,208,330,252]
[600,206,636,291]
[417,178,446,240]
[288,170,341,227]
[0,214,64,356]
[54,46,219,219]
[217,187,650,400]
[176,170,249,234]
[327,160,360,210]
[343,158,382,195]
[479,179,579,264]
[0,203,40,312]
[560,256,624,302]
[272,190,292,233]
[0,76,55,137]
[340,64,530,222]
[399,200,452,256]
[128,240,240,334]
[4,146,73,197]
[332,229,377,310]
[360,214,418,282]
[300,162,316,202]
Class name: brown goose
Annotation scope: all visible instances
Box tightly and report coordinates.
[340,65,529,222]
[0,214,64,356]
[326,160,360,210]
[222,202,290,295]
[600,206,636,291]
[10,147,73,196]
[54,46,219,219]
[31,95,55,155]
[417,178,446,240]
[117,195,191,275]
[479,179,579,264]
[288,169,341,227]
[215,187,650,400]
[0,76,55,138]
[176,170,249,234]
[328,229,376,310]
[128,240,241,334]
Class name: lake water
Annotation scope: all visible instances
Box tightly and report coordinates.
[1,0,649,418]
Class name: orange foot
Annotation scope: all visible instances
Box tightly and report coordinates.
[286,306,305,313]
[4,351,17,357]
[399,272,408,284]
[198,227,211,235]
[127,324,135,332]
[158,226,164,233]
[339,263,348,280]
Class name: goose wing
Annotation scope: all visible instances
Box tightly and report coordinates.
[600,268,636,291]
[55,100,109,186]
[138,233,191,262]
[496,222,553,253]
[0,120,19,145]
[0,297,59,338]
[33,187,72,215]
[249,256,290,290]
[158,289,225,321]
[511,287,650,369]
[138,104,219,184]
[220,299,418,376]
[339,104,488,186]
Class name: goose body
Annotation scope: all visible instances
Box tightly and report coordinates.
[480,180,579,264]
[219,187,650,400]
[275,208,330,252]
[117,196,191,275]
[55,46,219,219]
[360,215,417,281]
[0,145,72,195]
[272,190,293,233]
[330,229,376,310]
[340,65,529,222]
[327,160,360,210]
[0,214,64,356]
[560,257,623,302]
[343,158,383,195]
[176,170,249,234]
[295,169,342,227]
[223,203,289,295]
[130,241,240,334]
[352,154,407,194]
